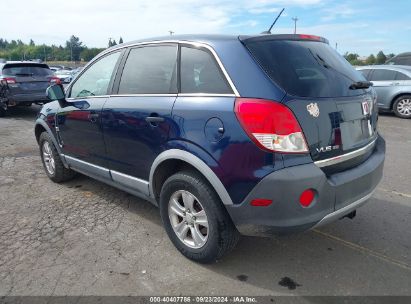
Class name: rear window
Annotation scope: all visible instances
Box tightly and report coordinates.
[388,56,411,65]
[244,40,367,98]
[2,63,53,77]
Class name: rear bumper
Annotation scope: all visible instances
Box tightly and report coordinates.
[226,136,385,236]
[9,93,49,105]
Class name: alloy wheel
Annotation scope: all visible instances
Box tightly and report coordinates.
[397,98,411,116]
[42,141,55,175]
[168,190,209,249]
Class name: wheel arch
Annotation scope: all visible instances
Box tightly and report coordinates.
[149,149,233,206]
[34,119,68,167]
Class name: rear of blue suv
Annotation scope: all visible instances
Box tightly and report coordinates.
[35,34,385,263]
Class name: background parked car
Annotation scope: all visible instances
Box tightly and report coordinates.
[386,52,411,66]
[0,61,60,116]
[54,69,76,83]
[357,65,411,118]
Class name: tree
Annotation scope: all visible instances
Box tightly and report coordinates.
[366,54,376,65]
[66,35,84,61]
[111,39,117,46]
[29,39,35,46]
[119,37,124,44]
[344,52,360,65]
[376,51,387,64]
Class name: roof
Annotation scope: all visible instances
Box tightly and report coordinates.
[356,65,411,74]
[109,34,241,51]
[107,33,329,52]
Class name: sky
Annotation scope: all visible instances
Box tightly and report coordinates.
[1,0,410,56]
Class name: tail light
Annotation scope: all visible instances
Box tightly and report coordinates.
[49,77,61,85]
[234,98,308,153]
[3,77,16,84]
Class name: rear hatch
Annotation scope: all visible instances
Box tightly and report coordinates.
[242,35,378,174]
[1,63,53,95]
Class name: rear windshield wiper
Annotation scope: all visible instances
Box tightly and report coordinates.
[349,81,373,90]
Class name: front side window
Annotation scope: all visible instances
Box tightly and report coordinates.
[359,69,372,81]
[118,45,178,94]
[370,69,397,81]
[69,51,121,98]
[180,46,232,94]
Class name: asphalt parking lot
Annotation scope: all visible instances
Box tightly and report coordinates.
[0,105,410,296]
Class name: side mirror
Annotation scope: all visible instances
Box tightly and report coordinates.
[46,84,66,101]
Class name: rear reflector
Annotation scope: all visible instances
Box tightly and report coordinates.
[234,98,308,153]
[250,198,272,207]
[299,189,315,207]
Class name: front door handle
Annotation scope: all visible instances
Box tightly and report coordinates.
[145,116,165,123]
[88,113,99,123]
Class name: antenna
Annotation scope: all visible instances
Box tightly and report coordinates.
[292,17,298,34]
[261,8,285,34]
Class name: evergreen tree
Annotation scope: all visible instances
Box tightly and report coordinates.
[119,37,124,44]
[376,51,387,64]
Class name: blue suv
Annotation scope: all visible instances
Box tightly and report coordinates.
[35,34,385,263]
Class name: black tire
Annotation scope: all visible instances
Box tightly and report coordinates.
[39,132,76,183]
[393,95,411,119]
[159,170,239,263]
[0,103,7,117]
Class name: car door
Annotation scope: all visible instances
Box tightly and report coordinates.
[369,69,398,109]
[101,44,178,192]
[56,50,123,178]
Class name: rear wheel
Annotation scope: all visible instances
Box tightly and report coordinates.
[393,95,411,119]
[159,170,239,263]
[39,132,76,183]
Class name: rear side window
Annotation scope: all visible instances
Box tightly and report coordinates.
[180,46,232,94]
[2,64,53,77]
[396,72,410,80]
[118,45,178,94]
[244,40,366,98]
[69,51,121,98]
[369,69,397,81]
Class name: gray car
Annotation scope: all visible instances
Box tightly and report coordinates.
[357,65,411,118]
[0,61,60,116]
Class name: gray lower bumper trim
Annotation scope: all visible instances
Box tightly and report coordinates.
[313,188,376,228]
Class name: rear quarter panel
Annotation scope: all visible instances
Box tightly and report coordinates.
[170,96,283,204]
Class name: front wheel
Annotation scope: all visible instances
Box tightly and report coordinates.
[159,171,239,263]
[39,132,76,183]
[393,95,411,119]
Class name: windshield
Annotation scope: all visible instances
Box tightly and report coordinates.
[244,39,367,98]
[2,64,53,77]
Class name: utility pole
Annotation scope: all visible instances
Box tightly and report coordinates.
[168,30,174,36]
[70,41,73,63]
[292,17,298,34]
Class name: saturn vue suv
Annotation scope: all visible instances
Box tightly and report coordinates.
[35,34,385,263]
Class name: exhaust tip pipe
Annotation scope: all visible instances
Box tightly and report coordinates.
[341,210,356,220]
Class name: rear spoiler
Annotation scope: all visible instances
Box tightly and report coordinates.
[239,34,329,44]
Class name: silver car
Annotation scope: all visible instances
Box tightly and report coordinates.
[356,65,411,118]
